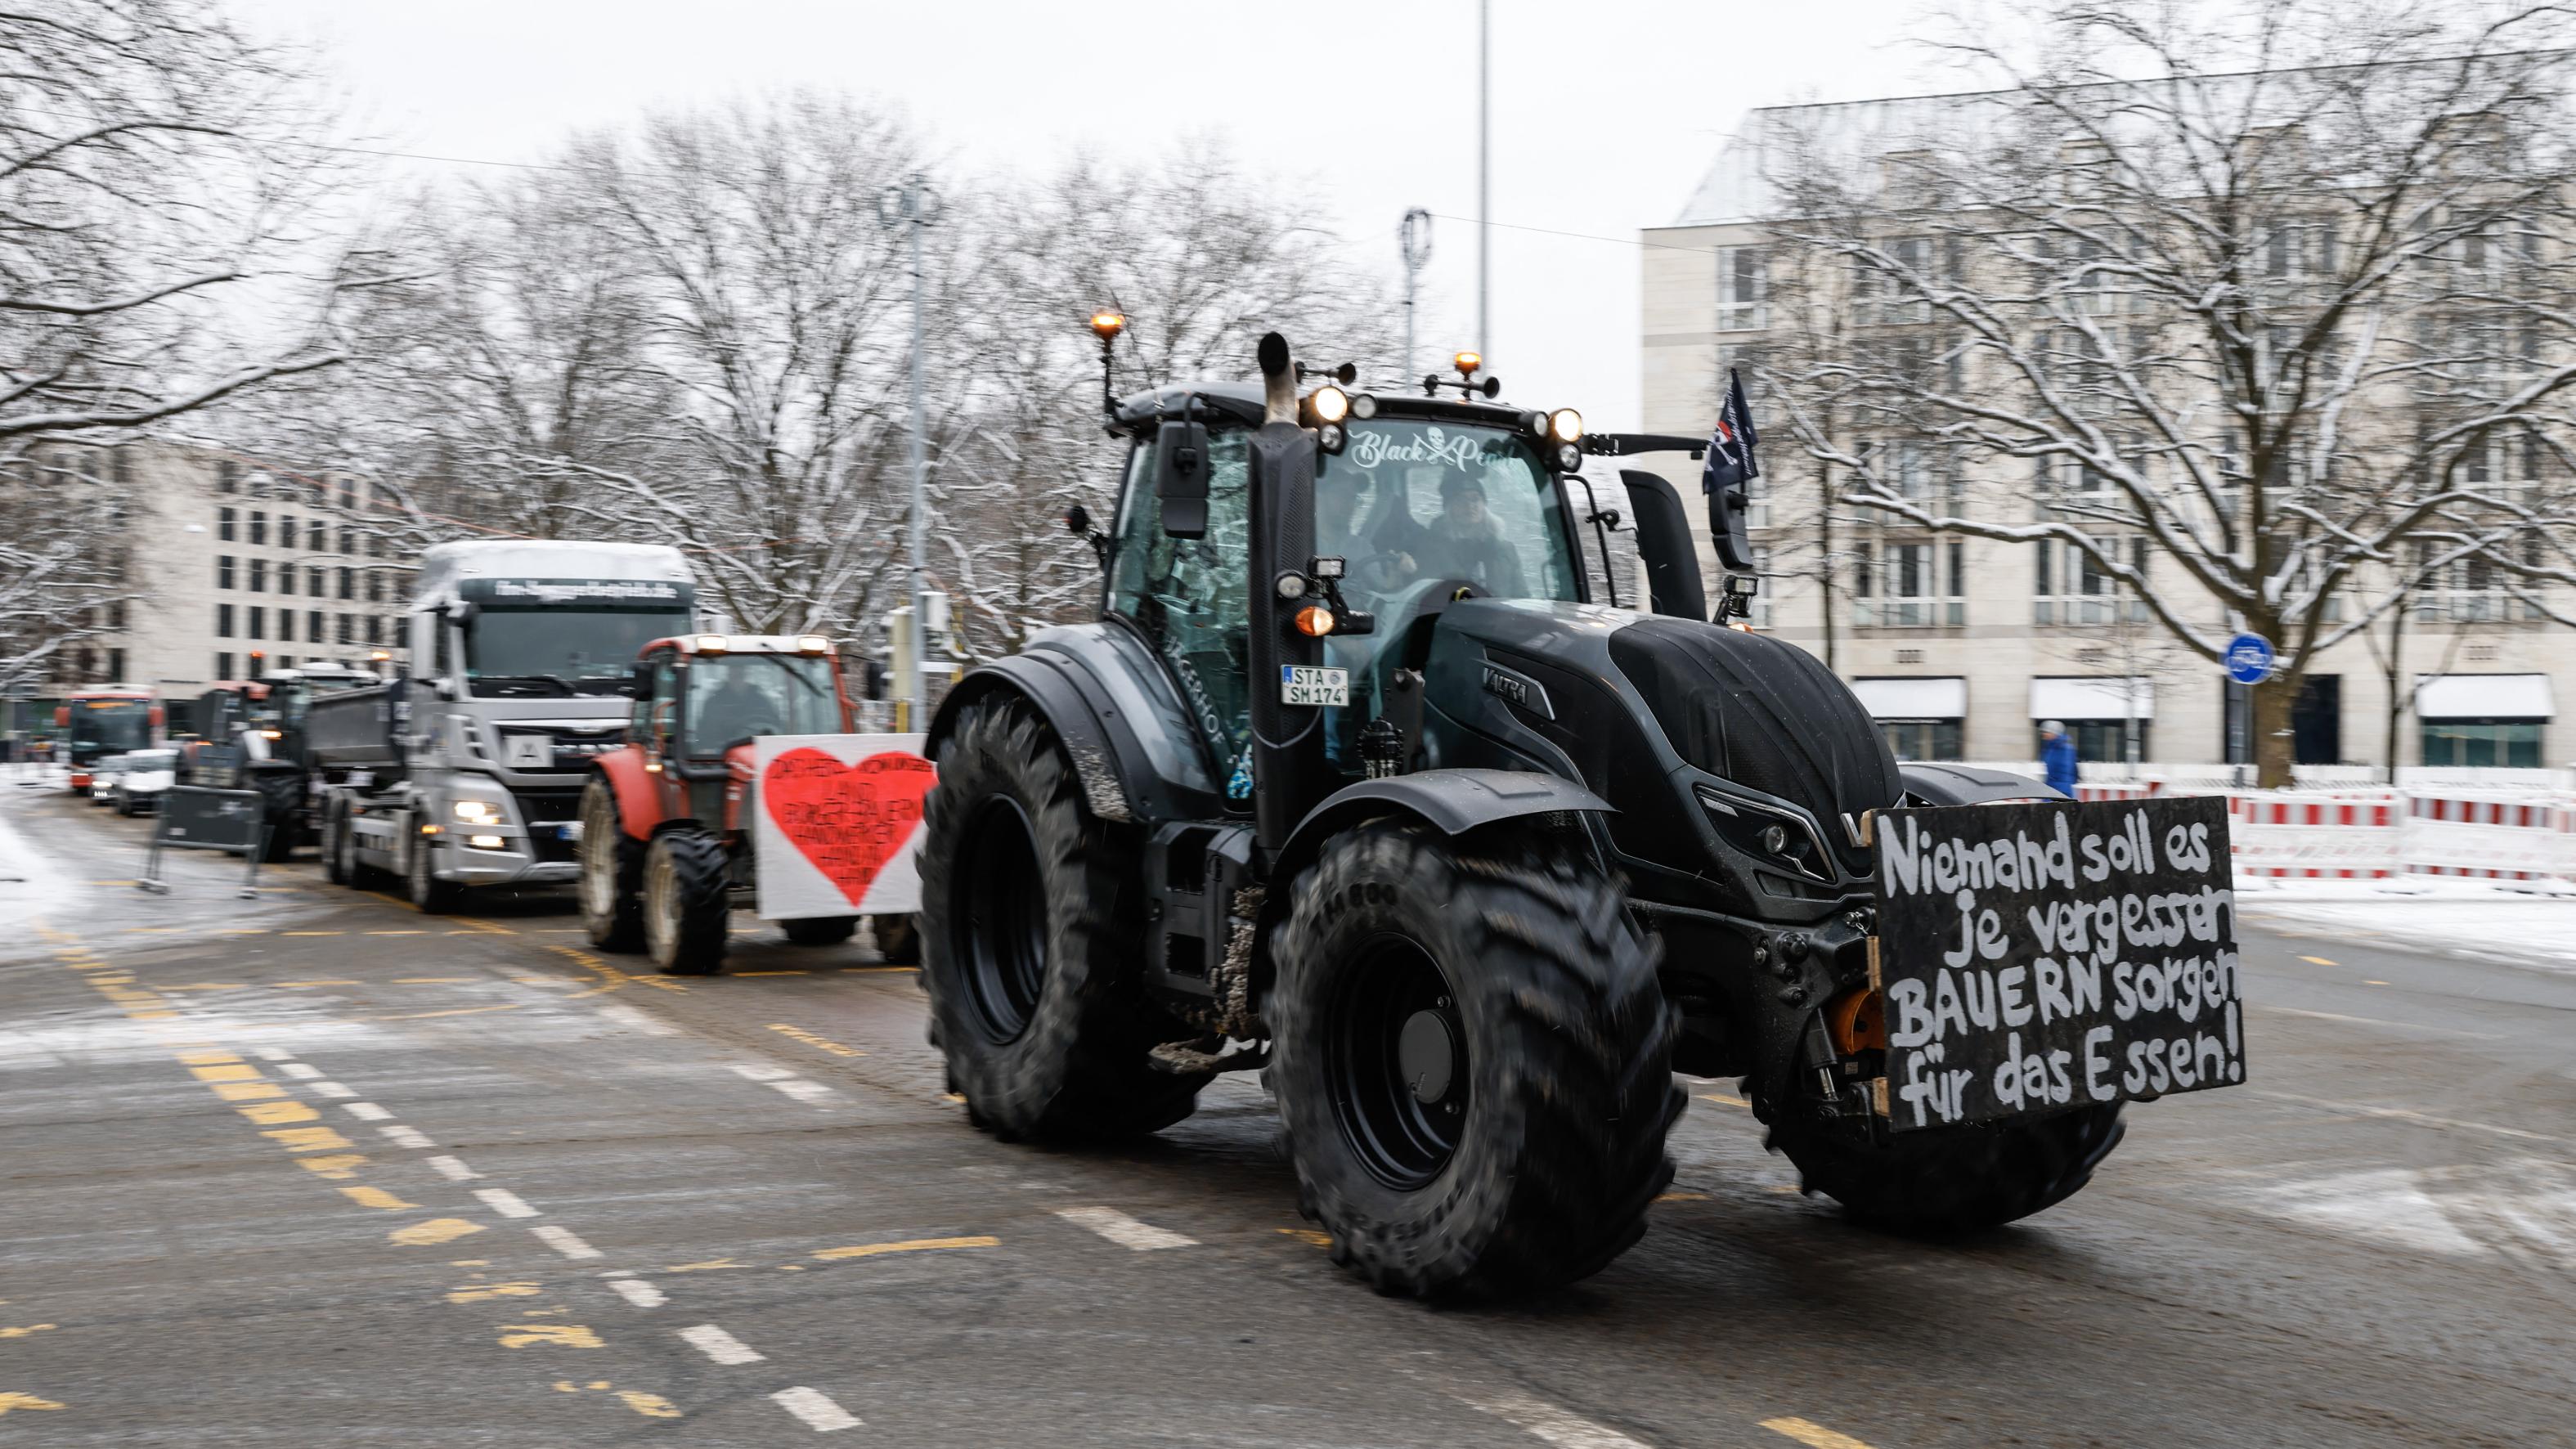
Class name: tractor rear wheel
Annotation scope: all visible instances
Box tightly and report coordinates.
[1272,821,1681,1299]
[781,917,857,947]
[643,827,731,976]
[577,778,645,953]
[1762,1101,2125,1235]
[917,697,1206,1141]
[871,914,919,964]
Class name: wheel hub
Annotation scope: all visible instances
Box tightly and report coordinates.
[1398,1008,1456,1104]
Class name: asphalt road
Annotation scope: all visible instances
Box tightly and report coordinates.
[2,778,2571,1447]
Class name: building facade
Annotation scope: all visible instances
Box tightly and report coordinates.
[1640,95,2573,772]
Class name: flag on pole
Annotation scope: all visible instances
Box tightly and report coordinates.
[1702,367,1761,499]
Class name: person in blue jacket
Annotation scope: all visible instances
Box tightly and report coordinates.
[2040,719,2080,796]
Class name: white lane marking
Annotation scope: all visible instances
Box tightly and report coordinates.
[770,1079,833,1103]
[343,1101,393,1120]
[771,1386,862,1433]
[1053,1205,1198,1250]
[473,1187,539,1219]
[2257,1005,2499,1039]
[379,1125,436,1149]
[307,1081,358,1098]
[679,1323,765,1366]
[426,1155,482,1182]
[608,1277,667,1308]
[1468,1390,1653,1449]
[597,1003,678,1037]
[253,1046,294,1061]
[729,1062,795,1082]
[531,1225,601,1260]
[2255,1090,2567,1146]
[277,1062,324,1079]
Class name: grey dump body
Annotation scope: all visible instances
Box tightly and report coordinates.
[312,540,695,896]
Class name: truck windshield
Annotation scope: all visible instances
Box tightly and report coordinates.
[70,700,150,759]
[683,654,841,755]
[467,609,692,697]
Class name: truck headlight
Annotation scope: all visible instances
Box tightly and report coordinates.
[466,833,505,850]
[453,799,503,827]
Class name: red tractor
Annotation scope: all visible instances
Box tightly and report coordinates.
[577,633,916,975]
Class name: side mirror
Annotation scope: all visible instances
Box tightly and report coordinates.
[630,661,654,700]
[1156,419,1210,539]
[1708,476,1756,573]
[1063,503,1092,536]
[1618,469,1710,621]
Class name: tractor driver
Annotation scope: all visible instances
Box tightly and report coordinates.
[691,665,783,751]
[1416,471,1528,598]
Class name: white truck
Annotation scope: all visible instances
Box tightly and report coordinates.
[307,540,696,913]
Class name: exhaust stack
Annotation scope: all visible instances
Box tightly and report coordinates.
[1258,331,1297,425]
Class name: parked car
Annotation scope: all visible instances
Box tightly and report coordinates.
[105,748,177,816]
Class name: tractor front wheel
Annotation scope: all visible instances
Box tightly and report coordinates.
[1762,1101,2125,1236]
[1271,822,1681,1299]
[577,778,645,953]
[643,827,731,976]
[917,698,1205,1141]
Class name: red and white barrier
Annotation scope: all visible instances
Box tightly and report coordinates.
[2071,786,2576,884]
[2228,792,2404,879]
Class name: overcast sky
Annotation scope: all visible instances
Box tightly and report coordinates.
[244,0,1956,431]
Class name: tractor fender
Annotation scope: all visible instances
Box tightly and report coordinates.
[927,623,1223,827]
[1268,769,1615,892]
[593,747,661,838]
[1898,762,2065,805]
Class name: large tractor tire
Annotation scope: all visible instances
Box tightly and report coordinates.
[781,917,858,947]
[643,827,732,975]
[577,778,646,953]
[1762,1101,2126,1236]
[871,914,919,964]
[407,832,464,915]
[917,697,1206,1141]
[1271,821,1681,1299]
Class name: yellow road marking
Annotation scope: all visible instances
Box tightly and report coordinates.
[212,928,266,935]
[209,1081,289,1102]
[281,931,344,937]
[1275,1227,1331,1246]
[2300,955,2338,966]
[812,1236,998,1262]
[447,1282,541,1303]
[735,970,808,976]
[0,1393,65,1415]
[389,1218,486,1247]
[373,1005,523,1021]
[1656,1191,1711,1202]
[276,980,360,988]
[340,1186,419,1210]
[664,1259,743,1273]
[498,1324,600,1348]
[0,1326,56,1339]
[176,1050,241,1066]
[242,1101,321,1125]
[1698,1092,1752,1109]
[1762,1417,1875,1449]
[766,1022,864,1057]
[617,1391,681,1419]
[266,1126,357,1153]
[393,977,475,984]
[368,930,427,935]
[164,983,249,991]
[298,1154,367,1180]
[186,1061,265,1081]
[2366,979,2390,985]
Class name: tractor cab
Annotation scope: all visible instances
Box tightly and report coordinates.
[626,634,850,784]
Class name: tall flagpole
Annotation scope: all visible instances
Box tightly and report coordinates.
[1477,0,1490,363]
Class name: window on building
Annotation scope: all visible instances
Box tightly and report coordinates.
[216,603,235,637]
[337,613,353,645]
[278,565,295,597]
[338,566,353,599]
[337,478,356,510]
[307,566,325,595]
[108,600,124,630]
[1854,538,1965,626]
[369,532,386,559]
[307,520,326,551]
[1879,720,1963,761]
[339,526,354,555]
[217,555,236,590]
[215,651,234,679]
[249,559,267,593]
[2048,720,2151,764]
[218,506,236,541]
[108,647,125,680]
[366,571,384,603]
[282,610,298,643]
[249,510,267,546]
[279,655,294,671]
[247,606,264,639]
[278,515,294,550]
[218,460,239,494]
[2035,536,2149,625]
[365,615,382,646]
[1716,246,1767,332]
[308,609,324,642]
[2420,719,2544,768]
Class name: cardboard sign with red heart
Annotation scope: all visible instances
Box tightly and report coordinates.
[752,733,933,919]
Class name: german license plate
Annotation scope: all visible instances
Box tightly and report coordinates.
[1281,666,1349,707]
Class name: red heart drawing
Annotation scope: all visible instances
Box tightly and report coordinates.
[761,747,937,908]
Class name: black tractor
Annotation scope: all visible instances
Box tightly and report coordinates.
[915,333,2119,1298]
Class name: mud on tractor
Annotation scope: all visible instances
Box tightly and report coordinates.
[913,331,2140,1299]
[577,633,917,975]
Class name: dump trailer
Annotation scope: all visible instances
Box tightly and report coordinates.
[310,541,694,913]
[913,331,2246,1299]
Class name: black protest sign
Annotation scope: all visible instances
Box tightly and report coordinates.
[1873,796,2243,1133]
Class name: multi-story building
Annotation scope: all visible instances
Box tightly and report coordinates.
[18,439,413,717]
[1640,91,2572,772]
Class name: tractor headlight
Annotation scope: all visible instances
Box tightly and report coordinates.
[1349,393,1379,419]
[452,799,503,827]
[797,635,832,655]
[1555,442,1582,471]
[1547,407,1584,445]
[1308,386,1352,424]
[1317,423,1347,454]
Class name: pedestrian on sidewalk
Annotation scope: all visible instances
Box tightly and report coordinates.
[2040,719,2079,796]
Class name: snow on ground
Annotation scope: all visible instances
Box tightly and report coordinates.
[0,768,81,936]
[2236,874,2576,972]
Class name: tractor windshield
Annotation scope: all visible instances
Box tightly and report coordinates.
[1315,419,1577,608]
[682,653,842,756]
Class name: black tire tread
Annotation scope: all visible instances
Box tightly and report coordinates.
[649,827,732,976]
[1763,1100,2126,1235]
[579,778,646,953]
[781,916,858,947]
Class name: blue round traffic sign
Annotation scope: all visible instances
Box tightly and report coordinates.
[2224,632,2274,686]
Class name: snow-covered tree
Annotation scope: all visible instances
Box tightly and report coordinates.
[1756,2,2576,783]
[0,446,136,692]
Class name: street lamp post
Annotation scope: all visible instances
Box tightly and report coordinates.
[877,173,940,732]
[1399,209,1432,382]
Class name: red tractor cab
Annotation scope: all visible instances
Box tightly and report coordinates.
[577,633,902,974]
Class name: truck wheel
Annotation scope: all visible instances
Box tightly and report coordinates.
[781,917,857,947]
[577,778,645,953]
[1272,822,1681,1299]
[871,914,918,964]
[322,803,350,885]
[1761,1102,2125,1235]
[407,833,464,915]
[917,698,1205,1141]
[643,827,730,976]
